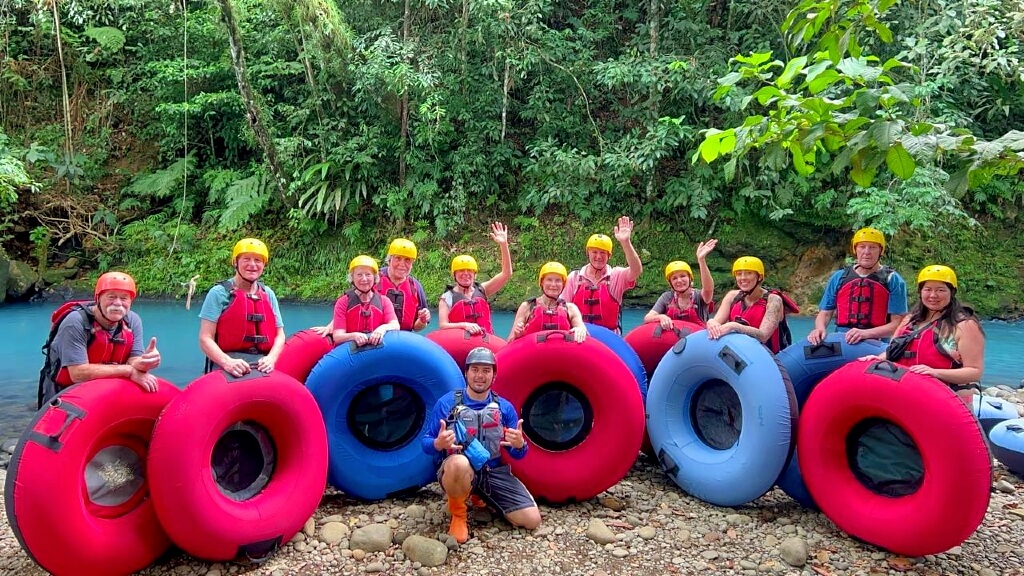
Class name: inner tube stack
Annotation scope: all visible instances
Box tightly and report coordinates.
[799,360,990,557]
[5,378,179,576]
[494,330,644,503]
[307,331,464,500]
[148,369,328,562]
[774,334,885,508]
[646,332,797,507]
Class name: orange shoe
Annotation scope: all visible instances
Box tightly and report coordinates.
[447,497,469,543]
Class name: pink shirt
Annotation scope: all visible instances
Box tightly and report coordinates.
[332,291,398,331]
[559,265,637,302]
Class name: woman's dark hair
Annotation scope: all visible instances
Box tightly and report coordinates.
[907,283,984,338]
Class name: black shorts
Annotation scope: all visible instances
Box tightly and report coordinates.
[438,459,536,515]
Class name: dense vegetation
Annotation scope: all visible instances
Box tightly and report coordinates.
[2,0,1022,316]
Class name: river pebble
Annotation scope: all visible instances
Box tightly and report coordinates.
[1,456,1023,575]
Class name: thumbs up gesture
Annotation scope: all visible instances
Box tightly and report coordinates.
[501,419,526,450]
[434,419,461,452]
[134,337,162,372]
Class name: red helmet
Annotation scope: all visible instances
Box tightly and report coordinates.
[95,272,137,300]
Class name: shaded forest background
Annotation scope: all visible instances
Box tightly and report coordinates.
[1,0,1023,316]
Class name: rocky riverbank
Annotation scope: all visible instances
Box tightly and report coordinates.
[2,451,1024,576]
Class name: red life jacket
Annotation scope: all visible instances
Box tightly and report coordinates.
[570,274,621,332]
[893,323,960,370]
[344,290,386,333]
[445,283,494,334]
[728,288,800,354]
[49,302,134,387]
[835,265,893,329]
[524,297,571,335]
[378,273,421,331]
[664,290,710,327]
[215,280,277,354]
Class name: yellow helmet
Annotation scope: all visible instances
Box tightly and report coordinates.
[450,255,478,274]
[664,261,693,281]
[232,238,269,264]
[586,234,613,254]
[732,256,765,278]
[851,227,886,252]
[538,262,568,285]
[348,255,379,275]
[387,238,418,260]
[917,265,957,289]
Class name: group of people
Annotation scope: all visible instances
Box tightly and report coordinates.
[36,221,985,545]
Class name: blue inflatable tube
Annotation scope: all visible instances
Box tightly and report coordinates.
[990,418,1024,477]
[775,334,885,508]
[646,332,797,507]
[306,331,463,500]
[973,395,1019,435]
[585,323,648,401]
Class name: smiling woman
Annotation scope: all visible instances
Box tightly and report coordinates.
[861,264,986,402]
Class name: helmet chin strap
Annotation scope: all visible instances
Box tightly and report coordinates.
[738,279,763,300]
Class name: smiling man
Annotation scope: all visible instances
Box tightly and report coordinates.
[38,271,161,407]
[560,216,643,333]
[379,238,431,332]
[198,238,285,376]
[422,347,541,544]
[808,227,908,345]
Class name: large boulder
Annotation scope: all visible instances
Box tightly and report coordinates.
[6,259,39,300]
[0,257,8,305]
[41,267,79,286]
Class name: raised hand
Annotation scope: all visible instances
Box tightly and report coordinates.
[135,337,161,371]
[696,238,718,260]
[501,419,526,449]
[490,222,509,245]
[613,215,635,243]
[435,419,461,452]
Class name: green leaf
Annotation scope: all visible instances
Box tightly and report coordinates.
[719,130,737,154]
[753,86,784,105]
[83,27,126,53]
[776,56,809,89]
[867,120,900,150]
[734,52,773,66]
[791,143,813,175]
[808,69,841,94]
[885,144,916,179]
[699,133,723,163]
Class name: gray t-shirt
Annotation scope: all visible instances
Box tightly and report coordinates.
[51,306,145,370]
[651,290,714,323]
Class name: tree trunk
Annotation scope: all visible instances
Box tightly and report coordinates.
[645,0,660,199]
[399,0,412,188]
[215,0,292,206]
[50,0,73,193]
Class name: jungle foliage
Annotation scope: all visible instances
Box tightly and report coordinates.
[1,0,1023,310]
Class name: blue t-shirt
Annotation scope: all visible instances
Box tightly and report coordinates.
[198,281,284,328]
[421,389,527,467]
[818,266,909,319]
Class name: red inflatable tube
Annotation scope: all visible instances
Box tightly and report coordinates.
[494,331,644,503]
[799,361,990,557]
[426,327,507,369]
[148,369,328,562]
[624,320,704,379]
[275,329,334,383]
[4,378,179,576]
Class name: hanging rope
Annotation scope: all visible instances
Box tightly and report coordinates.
[169,0,189,256]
